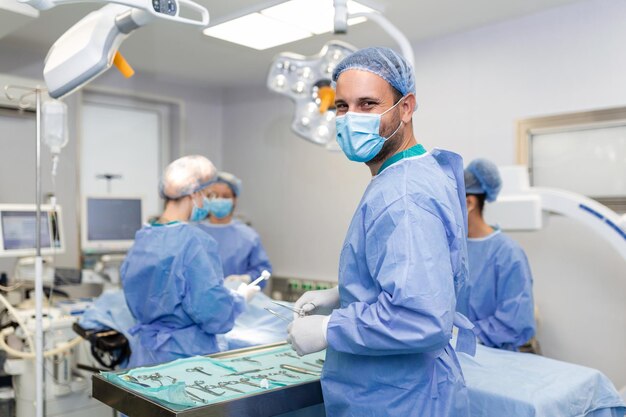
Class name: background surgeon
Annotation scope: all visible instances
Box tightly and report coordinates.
[121,156,259,368]
[198,171,273,288]
[287,47,474,417]
[456,158,536,351]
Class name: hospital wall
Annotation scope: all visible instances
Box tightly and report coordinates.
[221,0,626,388]
[0,44,224,270]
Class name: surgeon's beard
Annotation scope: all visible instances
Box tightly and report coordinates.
[367,107,405,167]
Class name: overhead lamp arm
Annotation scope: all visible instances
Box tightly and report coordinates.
[19,0,209,26]
[24,0,209,98]
[333,0,348,34]
[332,0,414,66]
[349,11,415,67]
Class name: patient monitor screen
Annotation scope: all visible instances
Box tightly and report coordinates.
[2,211,54,250]
[87,198,142,241]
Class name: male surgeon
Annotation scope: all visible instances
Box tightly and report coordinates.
[287,47,474,417]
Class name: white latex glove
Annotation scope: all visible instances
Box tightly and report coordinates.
[236,283,260,302]
[225,274,252,284]
[287,315,330,356]
[293,287,340,319]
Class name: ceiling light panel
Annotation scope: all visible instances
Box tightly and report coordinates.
[204,0,375,50]
[203,12,312,50]
[262,0,373,35]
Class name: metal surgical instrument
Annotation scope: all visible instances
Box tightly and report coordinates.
[153,372,177,384]
[251,373,287,383]
[186,366,213,377]
[304,361,323,369]
[270,300,305,317]
[139,373,164,386]
[218,381,245,393]
[188,380,224,397]
[277,370,300,379]
[224,367,273,377]
[184,389,207,403]
[280,364,321,376]
[232,357,261,365]
[123,375,150,387]
[238,378,262,388]
[276,351,300,360]
[264,308,292,322]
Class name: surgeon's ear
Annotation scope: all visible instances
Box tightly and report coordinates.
[400,93,417,122]
[466,195,476,214]
[190,191,202,207]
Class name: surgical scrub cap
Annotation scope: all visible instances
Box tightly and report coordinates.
[216,171,242,197]
[464,158,503,202]
[159,155,217,200]
[332,47,416,96]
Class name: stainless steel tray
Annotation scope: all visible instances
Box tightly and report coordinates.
[92,342,324,417]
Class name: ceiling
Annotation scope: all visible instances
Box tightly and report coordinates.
[0,0,582,88]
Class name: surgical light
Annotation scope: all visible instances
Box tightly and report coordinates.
[20,0,209,98]
[267,1,415,150]
[267,40,356,148]
[203,0,374,50]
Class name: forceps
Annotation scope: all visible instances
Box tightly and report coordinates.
[264,308,291,322]
[187,366,212,377]
[270,301,306,317]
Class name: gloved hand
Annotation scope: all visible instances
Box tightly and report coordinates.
[293,287,340,319]
[236,283,260,302]
[287,315,330,356]
[225,274,252,284]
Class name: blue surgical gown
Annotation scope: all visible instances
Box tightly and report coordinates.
[121,222,246,368]
[197,220,272,287]
[456,229,535,350]
[323,150,471,417]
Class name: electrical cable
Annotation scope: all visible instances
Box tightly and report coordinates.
[0,326,82,359]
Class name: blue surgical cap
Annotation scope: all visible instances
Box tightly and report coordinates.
[216,171,242,197]
[332,47,416,96]
[464,159,502,202]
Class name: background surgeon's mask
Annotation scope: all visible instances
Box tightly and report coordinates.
[335,98,404,163]
[210,198,234,219]
[190,196,212,222]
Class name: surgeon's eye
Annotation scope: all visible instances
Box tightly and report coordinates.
[360,101,377,111]
[335,102,348,115]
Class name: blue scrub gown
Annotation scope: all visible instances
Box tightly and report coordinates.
[456,229,535,350]
[121,222,246,368]
[197,220,272,287]
[323,149,471,417]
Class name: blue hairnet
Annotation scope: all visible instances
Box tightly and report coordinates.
[159,155,217,199]
[332,47,416,96]
[216,171,242,197]
[464,159,502,202]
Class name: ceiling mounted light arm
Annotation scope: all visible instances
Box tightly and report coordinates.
[28,0,209,98]
[347,11,414,67]
[19,0,209,26]
[333,0,348,34]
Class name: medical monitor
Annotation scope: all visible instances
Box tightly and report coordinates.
[81,196,143,253]
[0,204,64,257]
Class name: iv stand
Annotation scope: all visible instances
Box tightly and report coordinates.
[4,84,47,417]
